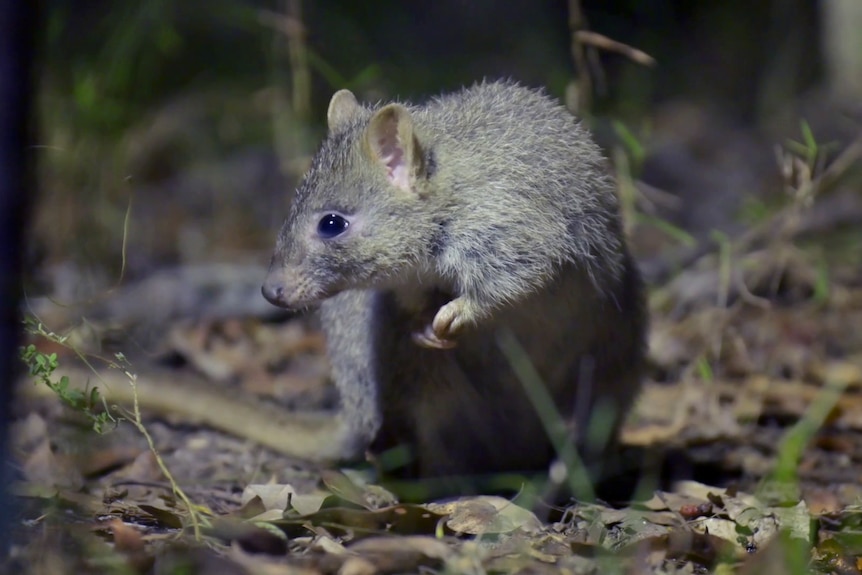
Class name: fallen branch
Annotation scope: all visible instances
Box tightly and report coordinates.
[19,365,343,462]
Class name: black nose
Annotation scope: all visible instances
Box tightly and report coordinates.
[261,280,286,307]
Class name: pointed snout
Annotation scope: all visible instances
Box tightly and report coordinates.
[261,272,289,308]
[262,262,331,309]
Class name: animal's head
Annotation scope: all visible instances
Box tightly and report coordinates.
[262,90,443,309]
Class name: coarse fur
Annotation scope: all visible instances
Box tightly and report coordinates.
[263,80,646,478]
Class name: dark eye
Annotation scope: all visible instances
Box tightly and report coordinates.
[317,213,350,239]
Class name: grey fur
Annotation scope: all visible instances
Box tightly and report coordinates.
[263,80,646,477]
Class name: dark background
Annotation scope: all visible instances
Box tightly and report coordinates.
[24,0,862,305]
[1,0,34,542]
[40,0,824,122]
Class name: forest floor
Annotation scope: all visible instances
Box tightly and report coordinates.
[7,113,862,574]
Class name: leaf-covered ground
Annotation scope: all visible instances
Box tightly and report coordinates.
[8,176,862,573]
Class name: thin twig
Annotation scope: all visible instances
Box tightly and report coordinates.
[568,0,593,114]
[258,3,311,122]
[574,31,657,67]
[285,0,311,122]
[567,0,656,115]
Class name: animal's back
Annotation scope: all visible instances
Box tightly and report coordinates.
[413,82,626,294]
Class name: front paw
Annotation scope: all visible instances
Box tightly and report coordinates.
[413,297,477,349]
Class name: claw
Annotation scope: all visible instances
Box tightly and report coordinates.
[412,324,457,349]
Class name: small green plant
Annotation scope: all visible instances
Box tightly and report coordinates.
[784,120,837,175]
[611,120,698,249]
[19,319,116,433]
[769,378,847,487]
[780,120,839,210]
[20,315,209,538]
[612,120,647,175]
[497,328,595,503]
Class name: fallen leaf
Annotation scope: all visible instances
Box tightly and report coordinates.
[425,496,541,535]
[242,483,329,516]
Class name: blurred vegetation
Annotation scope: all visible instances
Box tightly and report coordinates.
[32,0,846,285]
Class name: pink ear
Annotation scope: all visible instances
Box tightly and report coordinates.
[376,132,410,190]
[367,104,416,193]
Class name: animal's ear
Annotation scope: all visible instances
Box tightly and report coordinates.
[327,90,362,132]
[364,104,423,193]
